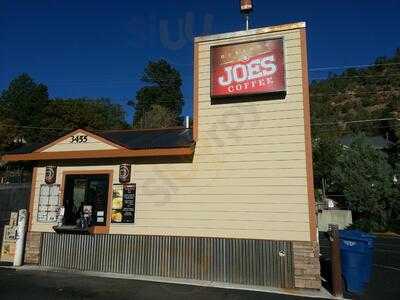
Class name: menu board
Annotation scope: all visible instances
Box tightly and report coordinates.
[37,184,60,223]
[111,184,136,223]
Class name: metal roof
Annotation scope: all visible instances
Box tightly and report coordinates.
[5,127,194,155]
[99,128,194,150]
[340,135,395,150]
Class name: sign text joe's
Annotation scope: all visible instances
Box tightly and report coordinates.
[211,38,285,98]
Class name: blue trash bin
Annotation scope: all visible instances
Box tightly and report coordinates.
[339,230,375,294]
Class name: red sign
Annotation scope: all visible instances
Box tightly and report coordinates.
[210,38,286,98]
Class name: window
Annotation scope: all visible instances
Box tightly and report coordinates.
[63,174,109,226]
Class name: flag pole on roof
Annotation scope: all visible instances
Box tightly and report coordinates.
[240,0,253,30]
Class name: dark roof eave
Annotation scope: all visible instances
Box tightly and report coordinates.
[1,146,195,162]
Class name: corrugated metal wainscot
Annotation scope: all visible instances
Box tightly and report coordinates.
[39,233,295,288]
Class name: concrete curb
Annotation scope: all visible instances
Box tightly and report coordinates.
[2,265,343,299]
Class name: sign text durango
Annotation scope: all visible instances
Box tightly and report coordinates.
[211,38,285,98]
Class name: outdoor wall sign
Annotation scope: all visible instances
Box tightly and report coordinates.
[0,212,18,263]
[119,164,131,184]
[37,184,60,223]
[111,183,136,223]
[96,211,104,223]
[210,38,285,98]
[45,166,57,184]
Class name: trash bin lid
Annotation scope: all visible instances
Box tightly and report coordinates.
[339,230,375,245]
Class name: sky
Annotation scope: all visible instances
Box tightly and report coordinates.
[1,0,400,124]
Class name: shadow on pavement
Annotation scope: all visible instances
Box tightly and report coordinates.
[0,268,325,300]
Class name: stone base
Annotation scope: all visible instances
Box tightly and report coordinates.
[24,232,42,265]
[293,241,321,290]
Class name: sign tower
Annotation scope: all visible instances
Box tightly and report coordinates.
[240,0,253,30]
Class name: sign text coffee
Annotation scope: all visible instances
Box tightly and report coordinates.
[211,38,285,98]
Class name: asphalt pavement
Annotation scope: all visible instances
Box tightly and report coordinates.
[0,268,325,300]
[361,235,400,300]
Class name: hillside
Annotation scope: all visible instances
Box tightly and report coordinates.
[310,49,400,140]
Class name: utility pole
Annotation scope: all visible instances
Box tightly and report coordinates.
[328,224,343,297]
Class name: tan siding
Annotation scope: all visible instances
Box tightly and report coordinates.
[133,161,306,171]
[136,185,307,195]
[134,169,307,179]
[134,177,307,187]
[197,143,306,153]
[135,202,308,213]
[196,135,306,146]
[193,154,306,164]
[31,27,312,242]
[198,102,304,111]
[198,127,306,139]
[130,219,310,232]
[136,211,309,223]
[109,227,310,241]
[200,118,305,132]
[199,109,303,121]
[199,104,304,119]
[134,194,307,204]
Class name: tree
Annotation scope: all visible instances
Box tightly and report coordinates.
[135,104,179,129]
[0,74,129,150]
[40,98,129,141]
[333,135,398,232]
[388,142,400,232]
[0,118,19,153]
[312,134,343,191]
[130,59,184,128]
[0,73,49,143]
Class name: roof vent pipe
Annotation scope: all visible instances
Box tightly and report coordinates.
[185,116,190,129]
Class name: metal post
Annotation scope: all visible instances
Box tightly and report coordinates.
[14,209,27,266]
[240,0,253,30]
[245,14,249,30]
[328,224,343,297]
[185,116,190,129]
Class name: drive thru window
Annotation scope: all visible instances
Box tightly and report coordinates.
[63,174,109,226]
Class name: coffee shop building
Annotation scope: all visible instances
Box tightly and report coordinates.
[2,22,321,290]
